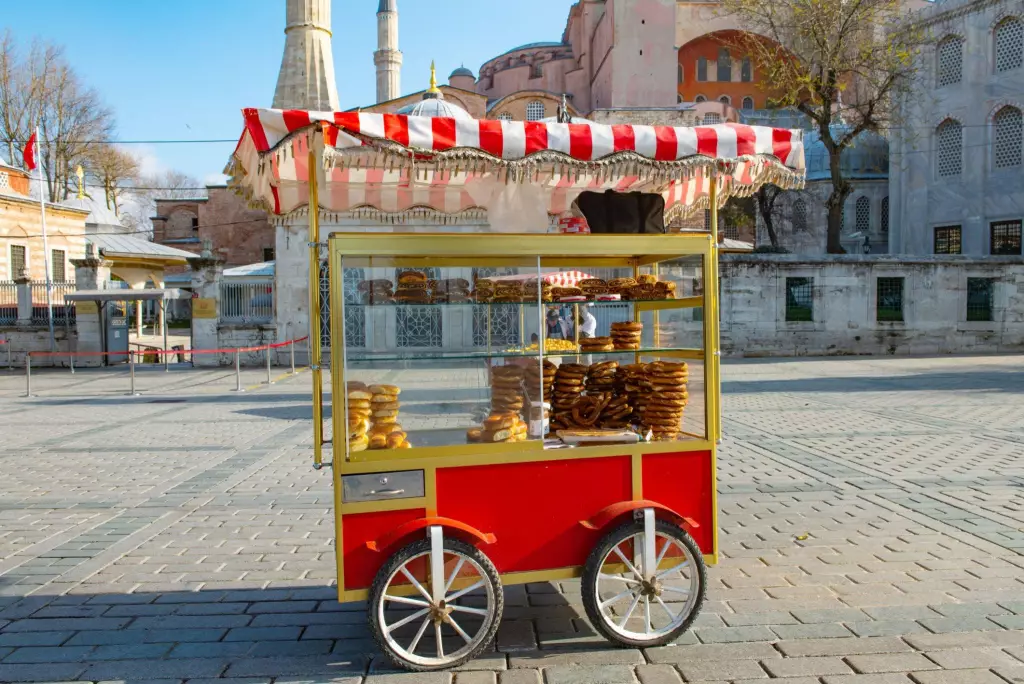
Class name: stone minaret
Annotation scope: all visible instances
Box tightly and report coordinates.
[273,0,340,111]
[374,0,402,103]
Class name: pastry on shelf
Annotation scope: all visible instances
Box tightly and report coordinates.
[639,361,688,442]
[611,321,643,350]
[580,336,615,352]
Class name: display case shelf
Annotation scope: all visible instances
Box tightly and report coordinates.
[346,347,705,363]
[348,297,702,309]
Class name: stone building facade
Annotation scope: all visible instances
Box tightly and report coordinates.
[890,0,1024,257]
[152,187,275,272]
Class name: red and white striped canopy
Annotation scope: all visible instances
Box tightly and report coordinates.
[229,108,805,222]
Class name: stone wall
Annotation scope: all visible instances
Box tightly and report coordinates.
[720,255,1024,356]
[0,327,74,368]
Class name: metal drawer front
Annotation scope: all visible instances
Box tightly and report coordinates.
[342,470,424,503]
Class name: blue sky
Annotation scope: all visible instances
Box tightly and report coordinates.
[3,0,576,185]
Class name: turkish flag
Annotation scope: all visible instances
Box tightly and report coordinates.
[23,132,37,171]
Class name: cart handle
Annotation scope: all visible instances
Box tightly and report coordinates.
[366,516,497,553]
[580,500,700,533]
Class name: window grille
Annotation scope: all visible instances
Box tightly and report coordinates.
[936,119,963,177]
[498,112,514,121]
[703,209,711,231]
[694,95,707,103]
[990,219,1022,255]
[10,245,26,279]
[993,106,1023,169]
[936,36,963,87]
[0,172,9,190]
[876,277,904,322]
[341,264,366,348]
[718,95,731,105]
[396,268,442,348]
[703,113,721,125]
[995,17,1023,73]
[717,48,732,81]
[792,199,808,232]
[526,101,545,121]
[934,225,962,254]
[855,197,870,233]
[741,57,752,82]
[881,197,890,233]
[531,63,543,79]
[785,277,814,322]
[966,277,995,321]
[697,57,708,81]
[51,250,65,283]
[741,96,754,110]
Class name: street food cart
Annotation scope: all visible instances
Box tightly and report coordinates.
[229,109,804,671]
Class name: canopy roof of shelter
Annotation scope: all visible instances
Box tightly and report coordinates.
[65,288,192,302]
[87,234,195,267]
[227,108,806,229]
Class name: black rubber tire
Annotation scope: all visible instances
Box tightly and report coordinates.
[582,518,706,648]
[368,537,503,672]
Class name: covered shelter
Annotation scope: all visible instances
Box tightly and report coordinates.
[65,288,192,367]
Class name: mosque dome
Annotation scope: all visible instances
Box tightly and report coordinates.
[804,126,889,182]
[397,92,473,120]
[450,66,475,79]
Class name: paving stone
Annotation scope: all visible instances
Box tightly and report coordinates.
[224,626,303,641]
[509,648,644,668]
[929,603,1010,618]
[761,656,852,677]
[777,637,913,658]
[1,645,94,663]
[87,643,174,660]
[846,620,929,637]
[821,676,913,684]
[908,670,1008,684]
[0,631,73,647]
[791,608,870,624]
[224,655,369,677]
[770,622,853,640]
[695,626,775,644]
[543,665,638,684]
[646,642,780,663]
[923,648,1023,669]
[0,664,89,683]
[674,658,767,681]
[634,664,684,684]
[169,641,256,659]
[499,671,542,684]
[846,653,939,674]
[918,617,1001,633]
[720,611,798,626]
[82,657,229,679]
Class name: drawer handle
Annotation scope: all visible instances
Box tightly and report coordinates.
[369,488,406,497]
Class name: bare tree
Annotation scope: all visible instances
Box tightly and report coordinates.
[119,169,206,239]
[86,144,140,214]
[755,185,784,248]
[719,0,927,252]
[0,32,115,202]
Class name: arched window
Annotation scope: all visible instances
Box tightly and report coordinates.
[678,63,684,84]
[994,17,1023,73]
[531,63,543,79]
[498,112,514,122]
[935,119,963,177]
[718,95,731,105]
[936,36,964,87]
[526,101,545,121]
[881,197,890,233]
[855,196,870,233]
[694,95,707,103]
[741,57,752,82]
[717,48,732,81]
[792,199,807,232]
[993,105,1023,168]
[703,113,721,125]
[742,97,754,110]
[697,57,708,81]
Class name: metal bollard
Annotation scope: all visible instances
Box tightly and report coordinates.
[289,339,296,375]
[128,351,139,396]
[264,346,274,385]
[69,348,74,375]
[232,348,244,392]
[24,354,32,397]
[6,342,11,372]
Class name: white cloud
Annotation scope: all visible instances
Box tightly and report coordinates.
[130,145,170,178]
[204,172,229,186]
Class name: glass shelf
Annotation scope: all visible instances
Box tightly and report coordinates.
[347,297,699,308]
[346,346,703,364]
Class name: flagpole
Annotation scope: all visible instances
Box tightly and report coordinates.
[36,127,56,352]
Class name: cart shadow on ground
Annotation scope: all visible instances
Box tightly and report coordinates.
[0,580,629,680]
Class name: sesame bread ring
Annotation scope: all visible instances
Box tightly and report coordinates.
[608,277,638,288]
[387,432,408,449]
[637,274,658,285]
[652,391,688,400]
[348,389,372,401]
[370,423,403,436]
[466,427,483,443]
[370,384,401,395]
[374,415,399,425]
[611,322,643,332]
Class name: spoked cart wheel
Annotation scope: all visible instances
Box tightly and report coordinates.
[582,510,706,648]
[369,528,503,671]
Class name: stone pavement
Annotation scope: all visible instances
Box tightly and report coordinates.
[0,355,1022,683]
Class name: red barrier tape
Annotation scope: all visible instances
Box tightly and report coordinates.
[26,337,309,359]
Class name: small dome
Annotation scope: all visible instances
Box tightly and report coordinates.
[397,92,473,120]
[450,66,475,79]
[804,125,888,182]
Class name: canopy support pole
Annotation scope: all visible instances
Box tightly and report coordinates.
[308,147,325,469]
[706,177,722,442]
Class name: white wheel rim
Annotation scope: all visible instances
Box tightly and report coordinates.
[593,531,700,642]
[378,548,496,668]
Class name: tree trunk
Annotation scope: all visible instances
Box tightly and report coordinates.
[825,147,851,254]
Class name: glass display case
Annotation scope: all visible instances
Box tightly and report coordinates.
[331,234,712,463]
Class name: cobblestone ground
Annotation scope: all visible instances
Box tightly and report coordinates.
[0,356,1022,683]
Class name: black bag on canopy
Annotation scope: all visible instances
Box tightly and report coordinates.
[574,190,666,234]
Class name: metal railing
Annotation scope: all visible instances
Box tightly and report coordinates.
[30,281,76,325]
[220,280,274,324]
[0,281,15,325]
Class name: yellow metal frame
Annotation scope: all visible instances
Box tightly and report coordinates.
[305,157,725,599]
